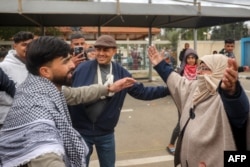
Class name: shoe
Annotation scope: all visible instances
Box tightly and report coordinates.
[166,146,175,155]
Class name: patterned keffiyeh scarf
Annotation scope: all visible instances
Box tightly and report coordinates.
[0,74,88,167]
[183,64,197,80]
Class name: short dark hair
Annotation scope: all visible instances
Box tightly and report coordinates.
[26,36,70,75]
[13,31,34,43]
[70,33,85,41]
[224,38,235,44]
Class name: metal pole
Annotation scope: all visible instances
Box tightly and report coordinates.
[193,0,198,51]
[148,27,152,82]
[98,26,101,37]
[41,26,45,36]
[193,29,197,51]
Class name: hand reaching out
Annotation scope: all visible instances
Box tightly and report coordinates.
[221,58,238,95]
[147,46,164,66]
[108,77,136,93]
[71,53,86,67]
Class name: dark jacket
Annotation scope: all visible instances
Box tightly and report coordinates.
[69,60,169,136]
[0,68,16,98]
[179,49,186,62]
[218,81,249,150]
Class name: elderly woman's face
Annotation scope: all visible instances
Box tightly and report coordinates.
[196,62,212,75]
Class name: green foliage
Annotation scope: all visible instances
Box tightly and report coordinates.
[159,28,179,51]
[180,28,193,40]
[0,27,62,40]
[179,27,211,40]
[0,27,36,40]
[210,22,249,40]
[159,27,210,52]
[158,22,249,52]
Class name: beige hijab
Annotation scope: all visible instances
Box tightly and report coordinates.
[193,54,228,106]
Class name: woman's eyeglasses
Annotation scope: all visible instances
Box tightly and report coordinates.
[197,66,211,71]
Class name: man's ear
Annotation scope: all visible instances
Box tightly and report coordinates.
[13,43,17,50]
[39,66,52,79]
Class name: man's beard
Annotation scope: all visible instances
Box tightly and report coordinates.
[51,73,72,87]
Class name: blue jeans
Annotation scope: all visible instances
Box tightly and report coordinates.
[82,133,115,167]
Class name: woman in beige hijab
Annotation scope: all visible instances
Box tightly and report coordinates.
[148,46,249,167]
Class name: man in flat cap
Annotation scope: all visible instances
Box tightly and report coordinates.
[0,36,136,167]
[69,35,169,167]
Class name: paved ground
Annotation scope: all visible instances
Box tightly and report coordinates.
[89,72,250,167]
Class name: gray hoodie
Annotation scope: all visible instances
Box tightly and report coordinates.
[0,50,28,124]
[179,48,198,76]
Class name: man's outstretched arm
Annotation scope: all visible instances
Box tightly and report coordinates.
[63,77,136,105]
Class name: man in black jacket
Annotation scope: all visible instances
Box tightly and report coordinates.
[179,43,189,70]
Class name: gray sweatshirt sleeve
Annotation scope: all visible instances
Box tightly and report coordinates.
[62,84,108,105]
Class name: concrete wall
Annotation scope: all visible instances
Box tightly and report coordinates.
[177,40,241,65]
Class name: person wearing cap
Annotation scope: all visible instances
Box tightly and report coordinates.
[0,31,134,130]
[69,35,170,167]
[0,36,136,167]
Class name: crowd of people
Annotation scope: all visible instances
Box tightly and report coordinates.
[0,32,136,167]
[0,31,249,167]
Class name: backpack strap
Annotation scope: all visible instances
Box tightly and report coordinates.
[174,107,195,167]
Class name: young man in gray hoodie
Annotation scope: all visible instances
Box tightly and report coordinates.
[0,31,34,126]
